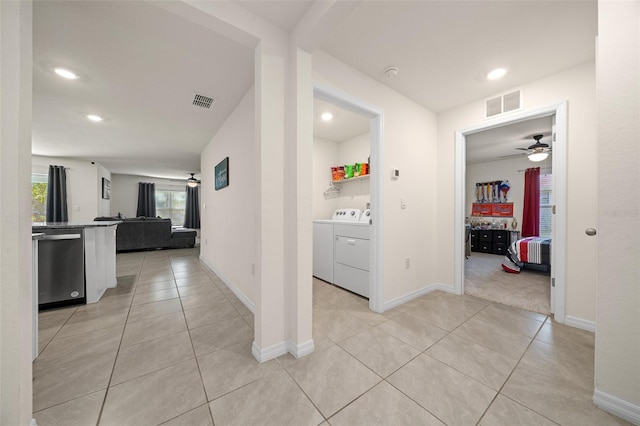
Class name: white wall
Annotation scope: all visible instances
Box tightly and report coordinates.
[0,1,33,423]
[200,87,256,306]
[437,62,597,323]
[110,173,188,218]
[32,156,110,222]
[336,132,370,211]
[312,132,370,219]
[312,137,339,219]
[594,0,640,417]
[313,50,439,304]
[466,156,541,229]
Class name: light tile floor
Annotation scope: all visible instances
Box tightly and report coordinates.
[33,248,628,426]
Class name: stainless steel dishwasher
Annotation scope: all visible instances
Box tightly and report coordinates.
[38,228,85,310]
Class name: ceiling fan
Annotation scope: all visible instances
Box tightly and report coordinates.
[186,173,201,187]
[515,134,552,162]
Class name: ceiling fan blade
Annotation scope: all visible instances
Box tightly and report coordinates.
[500,153,527,159]
[515,147,529,151]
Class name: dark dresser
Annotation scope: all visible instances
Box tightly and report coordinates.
[470,229,520,255]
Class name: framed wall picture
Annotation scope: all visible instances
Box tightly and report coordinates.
[102,178,111,199]
[215,157,229,190]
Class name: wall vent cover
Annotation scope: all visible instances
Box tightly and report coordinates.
[192,94,217,109]
[485,89,523,119]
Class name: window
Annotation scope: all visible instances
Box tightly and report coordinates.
[539,171,552,237]
[32,174,48,222]
[155,189,186,225]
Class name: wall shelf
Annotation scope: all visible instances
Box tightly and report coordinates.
[332,174,370,184]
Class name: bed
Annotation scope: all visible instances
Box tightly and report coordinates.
[502,236,551,273]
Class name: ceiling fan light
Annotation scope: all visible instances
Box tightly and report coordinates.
[528,152,549,162]
[187,173,199,187]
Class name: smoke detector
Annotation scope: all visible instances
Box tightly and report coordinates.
[383,66,399,79]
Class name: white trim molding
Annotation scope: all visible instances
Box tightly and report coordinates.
[199,256,255,313]
[382,283,455,312]
[564,316,596,332]
[252,339,315,363]
[286,339,315,359]
[454,101,568,322]
[313,82,385,314]
[593,388,640,425]
[252,340,287,363]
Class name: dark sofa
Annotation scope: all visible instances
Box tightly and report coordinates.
[94,216,196,252]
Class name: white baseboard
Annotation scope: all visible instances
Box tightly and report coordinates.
[252,340,288,363]
[564,315,596,332]
[382,283,455,312]
[31,418,38,426]
[594,388,640,425]
[252,339,315,363]
[199,256,254,314]
[287,339,315,359]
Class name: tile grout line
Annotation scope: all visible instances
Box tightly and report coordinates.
[173,253,224,425]
[473,315,559,426]
[94,253,144,426]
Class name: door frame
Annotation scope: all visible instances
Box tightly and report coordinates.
[454,102,567,322]
[313,82,385,313]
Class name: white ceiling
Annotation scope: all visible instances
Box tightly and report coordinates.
[313,98,369,143]
[233,0,314,32]
[466,116,553,165]
[33,1,254,180]
[320,1,597,113]
[32,1,597,179]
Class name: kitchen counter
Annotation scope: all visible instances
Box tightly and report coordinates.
[32,221,121,305]
[32,220,122,229]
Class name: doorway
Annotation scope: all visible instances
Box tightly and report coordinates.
[464,117,553,314]
[313,83,384,313]
[454,102,568,322]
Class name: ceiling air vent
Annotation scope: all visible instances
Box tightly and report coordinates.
[192,93,217,109]
[485,89,522,119]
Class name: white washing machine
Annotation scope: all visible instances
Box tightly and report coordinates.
[313,209,371,298]
[312,220,334,283]
[312,209,362,284]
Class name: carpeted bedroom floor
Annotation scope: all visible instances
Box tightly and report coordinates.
[464,252,551,315]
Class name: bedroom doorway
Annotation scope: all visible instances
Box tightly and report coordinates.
[454,102,568,322]
[464,118,553,315]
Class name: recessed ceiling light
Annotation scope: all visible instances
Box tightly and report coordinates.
[487,68,507,80]
[54,68,79,80]
[86,114,103,122]
[321,112,333,121]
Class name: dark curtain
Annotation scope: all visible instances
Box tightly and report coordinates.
[136,182,156,217]
[522,167,540,237]
[184,185,200,229]
[45,165,68,222]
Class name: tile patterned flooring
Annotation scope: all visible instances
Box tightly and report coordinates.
[33,248,628,426]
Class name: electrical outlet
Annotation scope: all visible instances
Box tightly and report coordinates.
[401,197,407,209]
[405,257,410,269]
